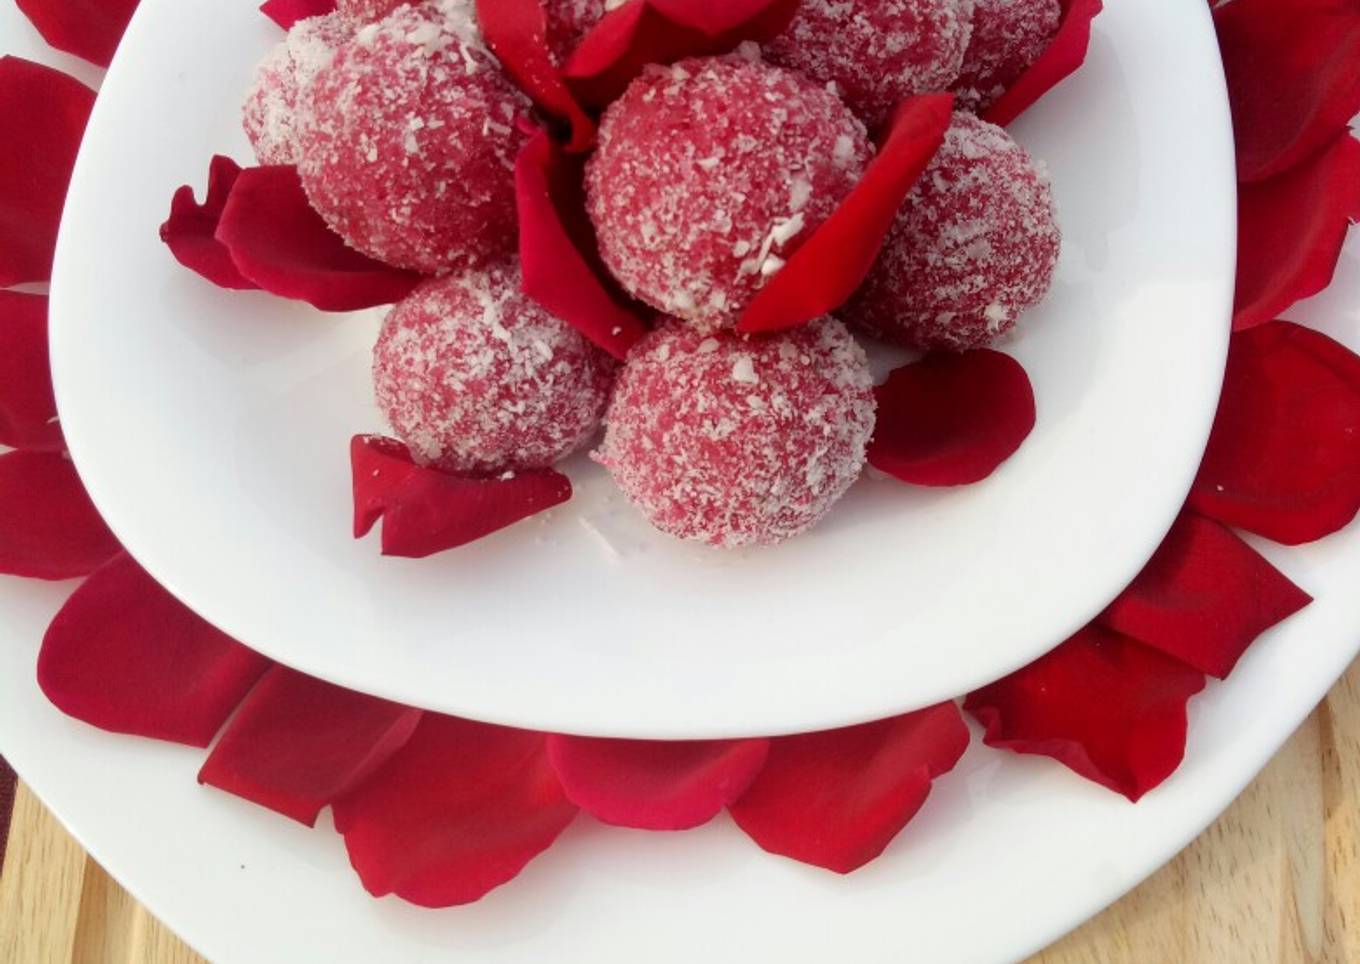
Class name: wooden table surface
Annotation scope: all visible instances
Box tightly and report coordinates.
[3,657,1358,963]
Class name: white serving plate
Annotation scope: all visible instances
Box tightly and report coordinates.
[47,0,1233,737]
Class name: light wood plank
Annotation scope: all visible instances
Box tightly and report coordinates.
[70,858,207,964]
[0,783,88,964]
[1320,666,1360,963]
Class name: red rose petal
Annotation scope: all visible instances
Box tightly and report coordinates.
[260,0,337,30]
[198,665,421,827]
[645,0,797,33]
[351,435,573,558]
[1100,511,1311,678]
[0,57,95,286]
[546,736,769,830]
[159,155,258,291]
[332,715,578,907]
[736,94,953,335]
[867,350,1036,486]
[563,0,799,109]
[964,624,1205,801]
[1189,320,1360,545]
[352,434,421,538]
[0,292,62,452]
[475,0,595,152]
[728,704,969,874]
[1215,0,1360,183]
[1233,134,1360,331]
[0,451,120,580]
[14,0,139,67]
[515,129,649,360]
[980,0,1103,128]
[215,165,423,312]
[37,553,272,747]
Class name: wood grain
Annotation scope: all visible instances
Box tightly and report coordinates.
[3,658,1358,963]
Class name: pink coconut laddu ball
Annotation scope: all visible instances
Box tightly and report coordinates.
[586,53,873,333]
[765,0,975,129]
[953,0,1062,113]
[295,1,532,274]
[844,111,1060,352]
[338,0,604,62]
[336,0,405,24]
[596,317,876,549]
[242,13,353,165]
[374,263,616,474]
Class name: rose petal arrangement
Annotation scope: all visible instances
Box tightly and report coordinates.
[1,0,1358,910]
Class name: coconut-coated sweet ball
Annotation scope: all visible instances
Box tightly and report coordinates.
[765,0,975,129]
[243,45,297,165]
[296,1,532,273]
[595,318,876,548]
[953,0,1062,113]
[242,13,353,165]
[336,0,404,25]
[338,0,605,61]
[373,264,616,474]
[844,112,1060,351]
[586,54,873,332]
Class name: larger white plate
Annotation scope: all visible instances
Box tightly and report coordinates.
[7,257,1360,963]
[10,4,1360,961]
[46,0,1234,737]
[12,246,1360,964]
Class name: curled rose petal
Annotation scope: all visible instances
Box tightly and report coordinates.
[0,292,62,452]
[0,451,120,580]
[737,94,953,335]
[260,0,337,30]
[1100,511,1311,678]
[333,715,577,907]
[728,704,969,874]
[216,165,423,312]
[38,553,272,746]
[199,665,422,827]
[515,129,649,360]
[352,434,420,537]
[0,57,95,286]
[475,0,595,152]
[1215,0,1360,182]
[352,435,573,558]
[546,735,769,830]
[964,624,1205,801]
[1233,134,1360,331]
[867,350,1036,486]
[1189,321,1360,545]
[15,0,139,67]
[159,155,258,291]
[980,0,1103,128]
[563,0,799,108]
